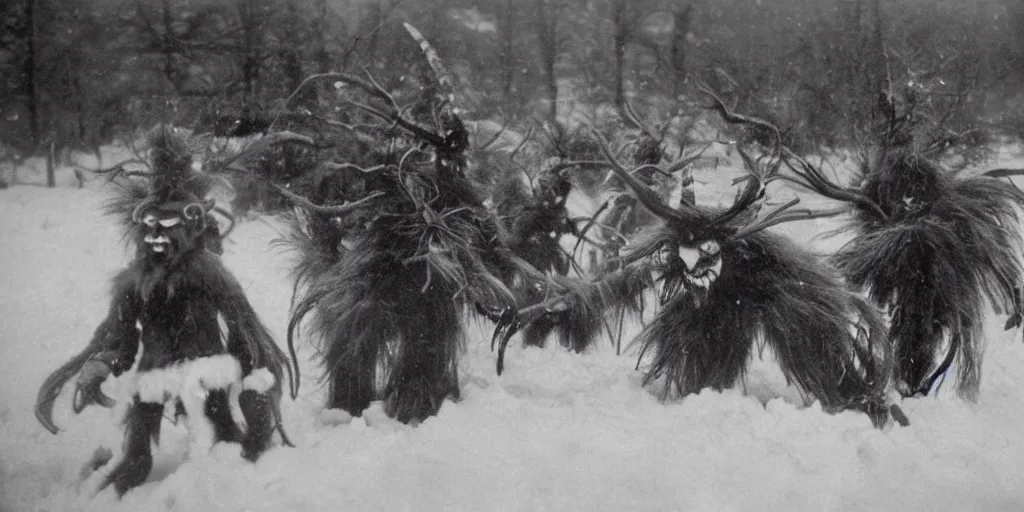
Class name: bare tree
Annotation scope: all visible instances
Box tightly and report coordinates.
[535,0,561,122]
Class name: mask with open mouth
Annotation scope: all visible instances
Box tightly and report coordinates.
[133,201,211,263]
[140,213,180,256]
[658,239,723,304]
[678,240,722,290]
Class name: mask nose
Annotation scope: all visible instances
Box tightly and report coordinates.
[678,246,701,271]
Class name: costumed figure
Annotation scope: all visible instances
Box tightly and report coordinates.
[34,126,293,496]
[829,153,1024,399]
[705,82,1024,400]
[491,154,609,351]
[282,25,539,423]
[495,116,903,428]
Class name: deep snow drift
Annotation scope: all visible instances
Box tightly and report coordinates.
[2,148,1024,512]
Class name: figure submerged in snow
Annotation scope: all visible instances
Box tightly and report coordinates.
[34,126,293,497]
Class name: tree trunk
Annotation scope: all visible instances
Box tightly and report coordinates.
[159,0,177,96]
[612,0,627,109]
[26,0,41,145]
[536,0,558,123]
[238,0,262,102]
[46,140,55,188]
[865,0,892,136]
[281,1,310,105]
[365,1,383,66]
[316,0,330,72]
[498,0,517,98]
[670,3,694,97]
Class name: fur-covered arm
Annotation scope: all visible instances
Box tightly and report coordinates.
[211,258,294,397]
[551,259,655,346]
[90,273,144,375]
[505,259,656,350]
[35,270,141,433]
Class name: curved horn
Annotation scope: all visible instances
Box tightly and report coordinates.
[130,196,159,223]
[183,203,204,220]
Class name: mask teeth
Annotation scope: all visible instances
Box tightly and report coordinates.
[144,234,171,244]
[660,278,684,305]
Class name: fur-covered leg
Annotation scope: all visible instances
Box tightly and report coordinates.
[100,400,162,496]
[891,309,944,397]
[297,267,395,416]
[237,390,276,461]
[203,389,242,444]
[758,276,893,427]
[384,299,462,423]
[521,316,557,348]
[768,326,890,427]
[638,296,752,400]
[327,343,377,416]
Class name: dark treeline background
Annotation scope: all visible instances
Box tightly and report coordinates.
[2,0,1023,165]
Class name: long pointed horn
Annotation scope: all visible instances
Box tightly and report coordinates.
[404,23,459,114]
[984,168,1024,179]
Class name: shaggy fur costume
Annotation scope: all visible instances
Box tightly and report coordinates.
[500,138,898,427]
[832,151,1024,399]
[35,127,292,496]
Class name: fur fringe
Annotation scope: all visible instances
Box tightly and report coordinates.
[637,232,892,426]
[104,126,220,245]
[833,173,1024,399]
[286,179,519,421]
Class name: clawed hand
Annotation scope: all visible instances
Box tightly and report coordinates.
[491,296,569,375]
[72,359,117,413]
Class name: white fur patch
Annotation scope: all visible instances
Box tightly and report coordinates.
[243,368,276,393]
[133,355,246,455]
[135,354,242,404]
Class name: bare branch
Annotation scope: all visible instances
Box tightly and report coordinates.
[509,126,535,163]
[621,99,662,143]
[275,186,385,216]
[700,83,889,223]
[477,124,508,152]
[733,203,849,238]
[590,127,702,225]
[698,81,781,154]
[322,162,389,174]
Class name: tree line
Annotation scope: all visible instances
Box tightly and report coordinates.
[1,0,1023,175]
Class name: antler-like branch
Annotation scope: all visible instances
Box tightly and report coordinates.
[276,186,385,216]
[621,100,664,144]
[322,162,389,174]
[663,143,710,175]
[590,127,706,226]
[732,201,849,238]
[210,131,316,176]
[698,82,782,158]
[275,72,448,148]
[782,154,889,221]
[984,168,1024,179]
[700,82,889,223]
[710,145,772,227]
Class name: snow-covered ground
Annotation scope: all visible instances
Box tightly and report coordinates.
[3,148,1024,512]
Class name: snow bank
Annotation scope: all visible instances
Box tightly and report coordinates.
[2,150,1024,511]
